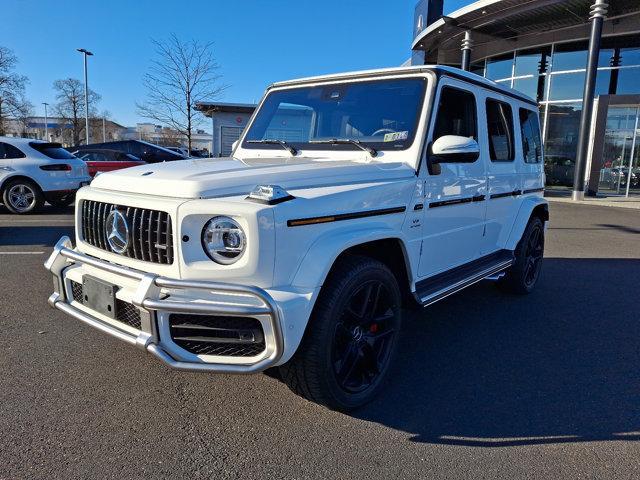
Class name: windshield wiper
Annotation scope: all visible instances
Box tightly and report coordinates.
[309,138,377,157]
[247,139,297,156]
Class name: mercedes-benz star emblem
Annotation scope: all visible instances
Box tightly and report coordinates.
[105,209,129,254]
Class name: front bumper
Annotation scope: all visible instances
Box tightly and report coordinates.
[44,236,284,373]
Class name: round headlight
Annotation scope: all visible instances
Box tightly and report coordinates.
[201,216,247,264]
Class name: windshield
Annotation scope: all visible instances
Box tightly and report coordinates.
[243,77,427,153]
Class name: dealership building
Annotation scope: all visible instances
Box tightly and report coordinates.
[412,0,640,197]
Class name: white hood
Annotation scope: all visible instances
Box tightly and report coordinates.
[89,156,415,199]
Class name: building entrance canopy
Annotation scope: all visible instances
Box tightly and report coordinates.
[412,0,640,66]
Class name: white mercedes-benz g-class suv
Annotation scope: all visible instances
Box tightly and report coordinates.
[46,65,547,410]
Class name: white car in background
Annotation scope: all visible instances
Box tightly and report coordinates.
[0,137,91,213]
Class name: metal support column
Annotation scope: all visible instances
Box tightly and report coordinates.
[572,0,608,200]
[461,31,473,71]
[42,102,49,141]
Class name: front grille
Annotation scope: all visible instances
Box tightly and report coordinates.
[169,314,266,357]
[80,199,173,264]
[68,280,142,330]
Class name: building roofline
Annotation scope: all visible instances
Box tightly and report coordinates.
[195,102,256,115]
[411,0,640,56]
[411,0,502,50]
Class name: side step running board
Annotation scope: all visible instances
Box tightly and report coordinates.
[415,250,514,307]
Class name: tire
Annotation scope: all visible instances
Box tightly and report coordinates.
[498,216,545,294]
[2,178,44,214]
[279,255,402,411]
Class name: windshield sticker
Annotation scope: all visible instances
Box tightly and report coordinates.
[383,131,408,142]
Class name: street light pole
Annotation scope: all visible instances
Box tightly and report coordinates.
[42,102,49,140]
[77,48,93,145]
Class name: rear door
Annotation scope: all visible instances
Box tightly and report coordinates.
[418,80,487,277]
[482,96,521,254]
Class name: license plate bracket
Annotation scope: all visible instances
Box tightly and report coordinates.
[82,275,118,319]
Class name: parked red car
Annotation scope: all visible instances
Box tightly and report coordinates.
[72,149,146,177]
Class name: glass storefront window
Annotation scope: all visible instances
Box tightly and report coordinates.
[514,47,551,76]
[548,72,584,100]
[548,70,611,101]
[470,62,485,76]
[619,47,640,67]
[615,67,640,94]
[552,41,613,71]
[553,42,587,71]
[543,103,582,187]
[598,107,640,195]
[596,69,612,96]
[513,77,538,101]
[597,49,616,68]
[486,54,513,80]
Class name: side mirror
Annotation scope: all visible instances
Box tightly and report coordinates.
[231,140,239,152]
[430,135,480,164]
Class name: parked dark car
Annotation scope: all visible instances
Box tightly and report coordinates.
[70,140,186,164]
[71,149,146,177]
[544,155,575,187]
[189,149,210,158]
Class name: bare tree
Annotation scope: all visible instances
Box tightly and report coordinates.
[137,34,226,151]
[0,46,30,135]
[53,78,101,146]
[157,126,183,147]
[14,100,34,137]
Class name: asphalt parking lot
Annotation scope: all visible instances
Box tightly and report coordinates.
[1,201,639,479]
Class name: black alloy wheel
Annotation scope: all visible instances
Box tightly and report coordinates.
[279,255,402,411]
[523,221,544,289]
[331,280,397,394]
[498,216,545,294]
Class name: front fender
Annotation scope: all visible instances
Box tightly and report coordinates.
[505,196,549,250]
[291,226,411,289]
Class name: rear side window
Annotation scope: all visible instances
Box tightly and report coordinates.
[29,142,77,160]
[519,108,542,163]
[0,142,26,159]
[433,86,477,140]
[486,99,515,162]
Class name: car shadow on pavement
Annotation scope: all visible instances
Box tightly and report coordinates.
[0,204,75,215]
[0,225,75,247]
[355,257,640,447]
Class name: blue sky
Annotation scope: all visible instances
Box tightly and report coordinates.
[3,0,468,128]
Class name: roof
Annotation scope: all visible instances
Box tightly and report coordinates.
[268,65,536,105]
[412,0,640,60]
[0,136,47,146]
[195,102,256,115]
